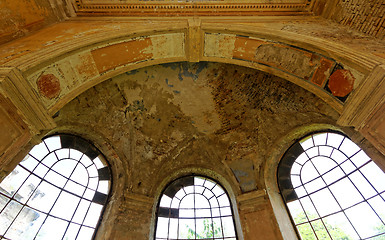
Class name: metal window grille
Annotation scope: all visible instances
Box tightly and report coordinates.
[155,176,237,240]
[278,132,385,240]
[0,134,111,240]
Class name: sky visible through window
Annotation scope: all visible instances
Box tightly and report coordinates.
[286,132,385,240]
[155,176,237,240]
[0,135,110,240]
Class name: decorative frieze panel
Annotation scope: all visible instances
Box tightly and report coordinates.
[73,0,313,16]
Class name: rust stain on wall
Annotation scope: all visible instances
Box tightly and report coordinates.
[311,58,335,87]
[328,69,355,97]
[37,74,61,99]
[91,38,153,74]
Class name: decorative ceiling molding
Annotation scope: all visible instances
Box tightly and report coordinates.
[73,0,313,16]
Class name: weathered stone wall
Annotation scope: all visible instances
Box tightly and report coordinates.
[55,62,339,239]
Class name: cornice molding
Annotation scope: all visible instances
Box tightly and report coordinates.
[73,0,313,16]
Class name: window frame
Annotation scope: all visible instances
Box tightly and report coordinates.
[154,174,238,240]
[277,131,385,240]
[0,134,112,240]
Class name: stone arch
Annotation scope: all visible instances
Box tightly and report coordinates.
[3,23,377,117]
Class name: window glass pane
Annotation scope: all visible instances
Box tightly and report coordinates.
[222,216,236,237]
[329,178,364,209]
[50,191,80,220]
[178,218,195,239]
[41,153,58,168]
[312,156,337,175]
[291,175,301,188]
[326,133,344,149]
[52,160,77,178]
[180,209,194,218]
[299,197,319,221]
[15,174,40,203]
[5,206,45,240]
[291,162,301,175]
[44,135,61,152]
[368,196,385,223]
[322,167,345,185]
[70,149,83,161]
[45,170,67,188]
[313,133,327,146]
[83,202,103,227]
[345,202,384,239]
[294,186,307,198]
[360,162,385,193]
[310,189,340,217]
[212,185,224,197]
[159,195,172,208]
[169,218,178,239]
[55,148,69,160]
[27,181,61,213]
[196,208,211,218]
[287,200,306,225]
[72,199,91,224]
[195,177,205,186]
[311,219,331,240]
[349,171,377,199]
[350,150,371,167]
[297,223,317,240]
[339,138,361,157]
[63,223,81,240]
[0,166,29,197]
[195,194,209,208]
[29,143,49,160]
[306,147,319,159]
[304,177,325,195]
[300,136,314,150]
[212,217,223,238]
[93,157,105,169]
[0,200,23,235]
[71,164,89,186]
[20,155,39,171]
[319,146,333,157]
[323,212,359,240]
[301,162,320,183]
[35,216,68,240]
[330,149,347,164]
[77,226,94,240]
[184,186,194,194]
[65,180,86,197]
[180,194,194,208]
[340,160,356,175]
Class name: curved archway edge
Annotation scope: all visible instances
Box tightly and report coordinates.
[1,20,385,177]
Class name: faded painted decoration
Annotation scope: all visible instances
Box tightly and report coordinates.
[0,135,111,240]
[278,132,385,240]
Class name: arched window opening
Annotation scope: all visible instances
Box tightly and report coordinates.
[278,132,385,240]
[0,134,111,240]
[155,175,237,240]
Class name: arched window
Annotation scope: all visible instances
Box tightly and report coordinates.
[155,175,237,240]
[0,134,111,240]
[278,132,385,240]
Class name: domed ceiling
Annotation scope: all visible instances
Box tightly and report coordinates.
[55,62,338,195]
